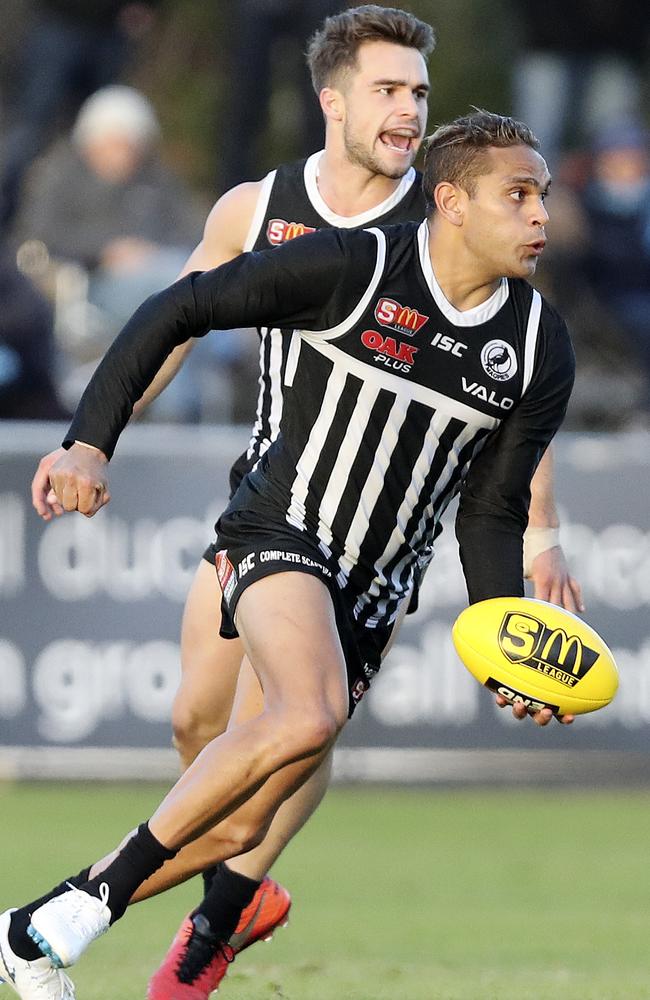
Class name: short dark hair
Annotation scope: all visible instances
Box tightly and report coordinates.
[306,5,436,94]
[423,109,541,213]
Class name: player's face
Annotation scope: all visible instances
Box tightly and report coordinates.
[340,40,429,179]
[460,145,551,280]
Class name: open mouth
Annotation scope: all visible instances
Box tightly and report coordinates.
[379,131,415,154]
[524,240,546,255]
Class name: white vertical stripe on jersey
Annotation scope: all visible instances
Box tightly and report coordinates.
[331,393,411,584]
[353,414,480,622]
[242,169,277,251]
[246,327,286,460]
[283,331,301,387]
[316,379,385,550]
[247,330,269,460]
[267,328,285,443]
[521,289,542,394]
[285,360,350,532]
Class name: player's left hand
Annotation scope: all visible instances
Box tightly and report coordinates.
[529,544,584,613]
[494,694,575,726]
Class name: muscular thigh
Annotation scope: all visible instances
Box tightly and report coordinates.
[235,571,349,722]
[176,558,245,733]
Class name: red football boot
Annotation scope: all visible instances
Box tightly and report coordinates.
[147,877,291,999]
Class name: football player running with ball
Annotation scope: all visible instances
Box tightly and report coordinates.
[5,107,580,1000]
[27,11,580,1000]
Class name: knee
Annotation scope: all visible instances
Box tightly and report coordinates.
[171,691,226,764]
[272,703,345,764]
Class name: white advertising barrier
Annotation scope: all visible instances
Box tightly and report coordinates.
[1,423,649,782]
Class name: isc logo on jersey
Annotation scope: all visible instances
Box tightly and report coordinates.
[266,219,317,245]
[374,298,429,336]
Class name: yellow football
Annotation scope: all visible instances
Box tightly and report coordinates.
[452,597,619,716]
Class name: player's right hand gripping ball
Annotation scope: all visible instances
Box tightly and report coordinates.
[452,596,618,716]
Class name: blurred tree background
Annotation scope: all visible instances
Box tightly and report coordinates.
[70,0,517,199]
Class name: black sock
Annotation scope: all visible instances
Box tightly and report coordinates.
[201,864,219,897]
[193,862,261,941]
[8,866,91,961]
[79,822,177,924]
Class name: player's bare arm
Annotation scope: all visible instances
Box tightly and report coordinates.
[132,181,263,415]
[526,444,584,612]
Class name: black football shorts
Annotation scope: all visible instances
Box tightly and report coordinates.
[208,510,393,717]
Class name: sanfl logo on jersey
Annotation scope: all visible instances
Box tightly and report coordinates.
[266,219,317,245]
[480,340,518,382]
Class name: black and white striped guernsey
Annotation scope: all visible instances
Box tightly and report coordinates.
[231,151,426,486]
[65,220,575,619]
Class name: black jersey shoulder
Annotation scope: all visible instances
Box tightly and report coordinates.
[510,278,575,368]
[250,157,425,251]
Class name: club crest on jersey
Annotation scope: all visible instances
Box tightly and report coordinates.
[266,218,317,245]
[374,297,429,336]
[361,328,418,373]
[480,339,518,381]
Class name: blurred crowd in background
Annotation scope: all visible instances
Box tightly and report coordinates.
[0,0,649,430]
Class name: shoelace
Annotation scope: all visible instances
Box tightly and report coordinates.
[176,915,234,985]
[61,883,111,938]
[33,964,74,998]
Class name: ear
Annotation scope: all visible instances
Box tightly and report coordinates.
[434,182,466,226]
[319,86,345,124]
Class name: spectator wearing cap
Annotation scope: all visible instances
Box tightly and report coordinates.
[0,0,161,227]
[12,84,207,417]
[14,85,204,322]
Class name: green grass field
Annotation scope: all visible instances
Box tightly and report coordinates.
[0,783,648,1000]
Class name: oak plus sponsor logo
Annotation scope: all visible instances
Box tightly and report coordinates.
[374,297,429,336]
[498,611,599,687]
[360,328,419,373]
[266,218,317,245]
[481,339,517,381]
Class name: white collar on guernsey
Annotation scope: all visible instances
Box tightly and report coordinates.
[417,220,509,327]
[304,151,417,228]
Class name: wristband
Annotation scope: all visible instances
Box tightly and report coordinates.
[523,526,560,578]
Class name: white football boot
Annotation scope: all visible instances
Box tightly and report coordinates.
[0,909,75,999]
[27,884,111,969]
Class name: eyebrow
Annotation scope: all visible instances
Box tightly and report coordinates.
[371,78,430,92]
[504,174,552,190]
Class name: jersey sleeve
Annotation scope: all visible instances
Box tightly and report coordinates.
[455,305,575,604]
[63,228,378,458]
